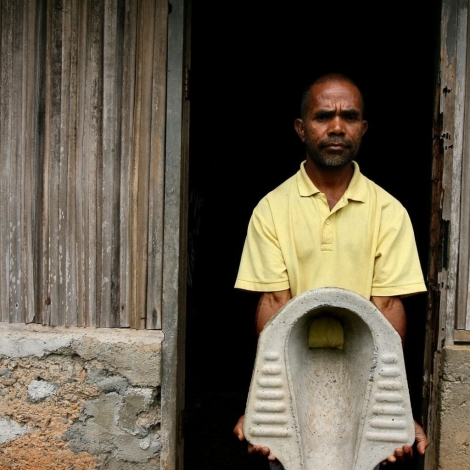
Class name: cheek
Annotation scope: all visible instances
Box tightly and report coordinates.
[349,127,365,144]
[304,126,323,142]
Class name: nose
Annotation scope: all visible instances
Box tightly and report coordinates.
[327,116,345,135]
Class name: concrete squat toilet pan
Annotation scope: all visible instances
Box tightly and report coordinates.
[243,287,415,470]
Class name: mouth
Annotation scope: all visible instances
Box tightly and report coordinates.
[320,141,351,151]
[324,144,346,150]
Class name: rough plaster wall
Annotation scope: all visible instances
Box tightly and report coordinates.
[438,345,470,469]
[0,324,163,470]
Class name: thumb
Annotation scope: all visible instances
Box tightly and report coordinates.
[233,415,245,441]
[414,421,429,455]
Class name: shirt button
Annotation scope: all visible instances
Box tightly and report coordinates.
[325,220,330,225]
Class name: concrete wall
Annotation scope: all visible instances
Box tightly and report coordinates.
[438,345,470,469]
[0,323,163,470]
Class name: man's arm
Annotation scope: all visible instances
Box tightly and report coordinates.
[371,295,429,465]
[255,290,292,336]
[370,296,407,346]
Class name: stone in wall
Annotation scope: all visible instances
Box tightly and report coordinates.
[0,325,163,470]
[438,345,470,470]
[0,355,101,469]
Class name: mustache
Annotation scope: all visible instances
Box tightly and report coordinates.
[318,138,353,149]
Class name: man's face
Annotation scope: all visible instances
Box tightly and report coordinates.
[294,81,368,168]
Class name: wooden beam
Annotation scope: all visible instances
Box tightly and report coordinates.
[161,0,188,467]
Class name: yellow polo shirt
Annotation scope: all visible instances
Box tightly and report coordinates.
[235,161,427,299]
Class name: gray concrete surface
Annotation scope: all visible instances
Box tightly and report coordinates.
[244,287,414,470]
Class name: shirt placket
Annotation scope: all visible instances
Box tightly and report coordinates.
[319,195,348,252]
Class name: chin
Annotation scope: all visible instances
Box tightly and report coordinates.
[314,155,354,168]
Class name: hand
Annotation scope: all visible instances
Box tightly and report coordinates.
[233,414,280,465]
[380,420,429,466]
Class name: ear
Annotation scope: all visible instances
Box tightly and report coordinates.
[294,118,306,142]
[361,120,369,136]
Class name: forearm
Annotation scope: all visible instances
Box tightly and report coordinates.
[255,289,292,336]
[370,295,407,347]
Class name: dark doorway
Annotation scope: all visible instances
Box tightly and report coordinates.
[184,1,440,468]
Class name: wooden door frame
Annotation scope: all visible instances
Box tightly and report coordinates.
[423,0,470,468]
[161,0,191,468]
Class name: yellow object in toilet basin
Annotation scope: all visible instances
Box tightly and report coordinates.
[308,316,344,349]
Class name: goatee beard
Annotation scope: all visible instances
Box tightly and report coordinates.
[306,149,355,168]
[306,138,358,168]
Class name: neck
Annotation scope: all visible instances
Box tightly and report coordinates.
[304,159,354,210]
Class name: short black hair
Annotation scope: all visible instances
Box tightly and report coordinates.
[300,73,365,120]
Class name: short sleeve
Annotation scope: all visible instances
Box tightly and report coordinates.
[371,204,427,297]
[235,198,290,292]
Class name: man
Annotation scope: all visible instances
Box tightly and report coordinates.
[233,73,429,468]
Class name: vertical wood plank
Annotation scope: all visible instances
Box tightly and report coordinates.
[119,0,137,328]
[101,0,123,327]
[74,0,88,327]
[40,0,50,326]
[22,0,40,323]
[174,1,191,467]
[57,0,71,325]
[457,1,470,330]
[435,0,458,348]
[146,0,168,330]
[161,0,188,467]
[35,0,47,325]
[0,0,13,323]
[452,0,469,331]
[93,0,104,328]
[82,0,104,327]
[10,0,25,323]
[129,0,154,329]
[44,0,65,326]
[64,0,79,327]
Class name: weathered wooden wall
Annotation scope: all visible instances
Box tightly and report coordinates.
[0,0,168,329]
[423,0,470,468]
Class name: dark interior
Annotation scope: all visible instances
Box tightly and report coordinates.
[184,1,441,468]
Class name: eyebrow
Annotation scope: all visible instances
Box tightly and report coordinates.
[313,109,362,119]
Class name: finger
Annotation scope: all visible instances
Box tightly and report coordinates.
[260,446,271,458]
[247,444,271,459]
[233,415,245,440]
[233,424,243,440]
[416,438,429,456]
[247,444,258,455]
[414,422,430,455]
[267,454,280,465]
[402,444,413,460]
[393,447,404,462]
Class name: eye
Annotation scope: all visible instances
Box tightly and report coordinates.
[343,112,361,122]
[314,113,331,122]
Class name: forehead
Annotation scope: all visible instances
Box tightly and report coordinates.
[308,81,363,112]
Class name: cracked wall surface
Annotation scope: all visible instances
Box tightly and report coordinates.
[438,345,470,469]
[0,324,163,470]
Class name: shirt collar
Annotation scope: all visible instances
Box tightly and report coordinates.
[296,160,367,203]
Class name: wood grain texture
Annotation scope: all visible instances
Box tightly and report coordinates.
[0,0,168,330]
[423,1,465,469]
[457,0,470,330]
[146,0,167,330]
[0,0,14,323]
[161,0,187,467]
